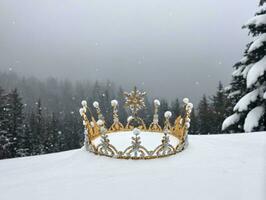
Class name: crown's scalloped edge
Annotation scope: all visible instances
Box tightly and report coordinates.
[79,96,193,160]
[85,133,189,160]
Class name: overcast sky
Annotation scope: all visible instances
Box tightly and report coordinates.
[0,0,258,102]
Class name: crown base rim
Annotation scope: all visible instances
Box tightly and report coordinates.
[85,131,188,160]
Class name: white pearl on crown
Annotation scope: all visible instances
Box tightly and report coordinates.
[81,100,87,107]
[164,111,172,118]
[154,99,160,106]
[93,101,99,108]
[111,99,118,107]
[183,98,189,104]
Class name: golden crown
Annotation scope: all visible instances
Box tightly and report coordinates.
[79,87,193,159]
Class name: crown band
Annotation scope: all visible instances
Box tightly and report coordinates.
[79,87,193,160]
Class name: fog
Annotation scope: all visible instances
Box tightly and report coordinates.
[0,0,257,102]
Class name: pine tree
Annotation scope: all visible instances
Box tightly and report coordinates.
[28,111,37,155]
[170,98,181,123]
[30,99,45,154]
[143,97,153,124]
[5,89,24,157]
[44,112,58,153]
[198,95,213,134]
[116,87,127,124]
[61,112,82,151]
[16,122,31,157]
[211,82,228,134]
[158,99,169,127]
[260,0,266,6]
[189,109,199,135]
[223,2,266,132]
[0,87,9,159]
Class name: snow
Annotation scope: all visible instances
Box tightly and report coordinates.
[232,65,245,77]
[222,113,240,130]
[228,90,241,98]
[244,106,265,132]
[93,131,179,150]
[224,85,232,92]
[233,88,260,112]
[241,63,253,78]
[248,33,266,53]
[247,56,266,88]
[240,56,248,64]
[244,14,266,28]
[258,3,266,12]
[0,133,265,200]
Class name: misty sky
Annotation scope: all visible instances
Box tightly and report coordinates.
[0,0,258,102]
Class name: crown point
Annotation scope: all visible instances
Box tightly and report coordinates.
[154,99,160,106]
[164,111,172,118]
[183,98,189,104]
[93,101,99,108]
[111,99,118,107]
[81,100,87,107]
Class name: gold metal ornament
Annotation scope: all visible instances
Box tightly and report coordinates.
[79,88,193,160]
[124,86,146,116]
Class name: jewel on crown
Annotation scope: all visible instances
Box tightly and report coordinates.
[79,87,193,159]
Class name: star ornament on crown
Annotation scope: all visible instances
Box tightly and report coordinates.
[124,86,146,116]
[79,87,193,160]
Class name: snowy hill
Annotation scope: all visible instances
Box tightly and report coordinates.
[0,133,265,200]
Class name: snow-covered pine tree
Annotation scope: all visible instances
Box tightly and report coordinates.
[61,112,82,151]
[0,87,9,159]
[223,1,266,132]
[5,89,24,157]
[17,122,31,157]
[43,112,58,153]
[31,99,45,154]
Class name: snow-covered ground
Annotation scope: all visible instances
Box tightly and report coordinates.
[0,132,265,200]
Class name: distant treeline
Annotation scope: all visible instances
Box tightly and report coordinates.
[0,71,233,159]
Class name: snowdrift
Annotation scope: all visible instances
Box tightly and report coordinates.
[0,133,265,200]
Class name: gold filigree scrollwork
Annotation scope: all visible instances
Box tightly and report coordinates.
[154,130,175,156]
[79,89,193,160]
[163,111,172,132]
[126,116,147,130]
[173,116,186,142]
[109,100,124,131]
[174,98,193,144]
[96,126,118,157]
[93,101,105,123]
[149,99,162,132]
[122,128,150,158]
[124,86,146,117]
[80,101,100,142]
